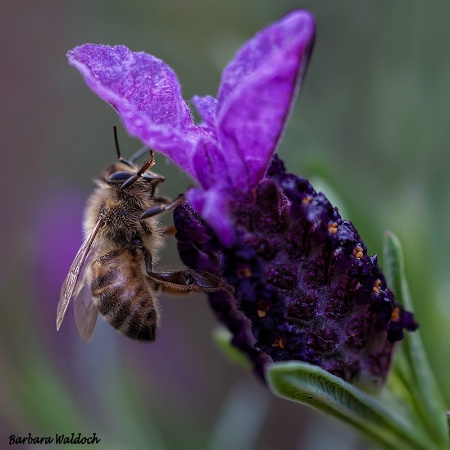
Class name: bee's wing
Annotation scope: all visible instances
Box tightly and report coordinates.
[73,274,99,342]
[56,217,103,331]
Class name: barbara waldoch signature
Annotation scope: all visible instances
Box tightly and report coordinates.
[9,432,100,445]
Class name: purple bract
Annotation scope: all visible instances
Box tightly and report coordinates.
[68,10,418,384]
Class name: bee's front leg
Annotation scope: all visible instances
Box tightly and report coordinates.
[140,194,185,219]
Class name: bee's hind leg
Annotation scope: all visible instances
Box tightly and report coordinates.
[140,193,234,295]
[146,267,234,295]
[141,240,232,295]
[141,245,230,294]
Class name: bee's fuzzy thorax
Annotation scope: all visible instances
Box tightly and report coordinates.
[83,164,163,247]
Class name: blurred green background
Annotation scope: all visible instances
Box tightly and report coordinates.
[1,1,449,449]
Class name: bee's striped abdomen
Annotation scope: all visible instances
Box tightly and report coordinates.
[91,248,158,341]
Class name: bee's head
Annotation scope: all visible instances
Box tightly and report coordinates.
[104,162,165,191]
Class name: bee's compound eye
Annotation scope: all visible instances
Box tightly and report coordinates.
[108,171,133,182]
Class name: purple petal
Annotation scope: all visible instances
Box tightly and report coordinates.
[217,10,315,189]
[67,44,206,182]
[192,139,231,189]
[191,95,217,129]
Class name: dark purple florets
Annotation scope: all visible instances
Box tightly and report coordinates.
[174,155,418,383]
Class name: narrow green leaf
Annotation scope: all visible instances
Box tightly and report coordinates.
[383,231,448,447]
[446,412,450,449]
[267,361,431,450]
[382,231,414,311]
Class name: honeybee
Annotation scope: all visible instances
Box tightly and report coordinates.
[57,128,230,342]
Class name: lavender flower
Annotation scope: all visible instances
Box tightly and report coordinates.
[67,10,417,384]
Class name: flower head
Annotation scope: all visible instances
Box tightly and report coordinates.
[68,10,417,384]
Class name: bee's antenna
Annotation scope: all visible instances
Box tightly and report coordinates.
[113,126,123,161]
[113,126,148,167]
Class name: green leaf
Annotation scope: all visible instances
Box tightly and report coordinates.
[267,361,432,450]
[17,356,88,435]
[383,231,448,448]
[213,327,251,369]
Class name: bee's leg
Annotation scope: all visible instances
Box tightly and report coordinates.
[141,247,154,273]
[141,175,166,197]
[140,194,185,220]
[125,237,155,276]
[146,268,234,295]
[140,193,233,294]
[152,195,173,205]
[162,225,176,236]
